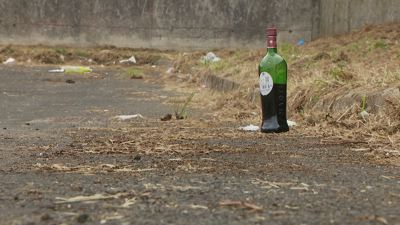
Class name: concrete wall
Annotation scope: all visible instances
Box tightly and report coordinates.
[318,0,400,37]
[0,0,399,50]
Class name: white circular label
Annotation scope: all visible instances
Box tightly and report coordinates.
[260,72,273,96]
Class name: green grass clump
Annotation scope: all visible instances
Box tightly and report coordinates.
[350,43,361,52]
[279,42,301,62]
[75,50,88,57]
[373,41,387,49]
[125,68,142,76]
[328,65,344,81]
[211,61,232,71]
[54,47,67,55]
[233,50,243,58]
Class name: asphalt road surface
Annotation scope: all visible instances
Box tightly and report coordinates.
[1,65,400,225]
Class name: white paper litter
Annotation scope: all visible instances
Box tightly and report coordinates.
[88,59,93,63]
[360,111,369,116]
[183,53,189,56]
[166,68,174,74]
[152,65,157,68]
[287,120,297,127]
[201,52,220,64]
[3,58,15,64]
[115,114,143,120]
[49,69,65,73]
[239,124,259,131]
[27,59,32,63]
[119,56,136,64]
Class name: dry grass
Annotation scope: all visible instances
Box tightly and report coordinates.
[169,23,400,150]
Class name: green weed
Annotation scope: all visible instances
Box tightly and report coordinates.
[211,61,232,71]
[359,97,367,119]
[300,105,310,116]
[174,92,196,120]
[328,65,344,81]
[125,68,142,76]
[211,61,223,70]
[75,50,88,57]
[234,50,243,58]
[54,47,67,55]
[350,43,361,52]
[332,47,340,54]
[314,79,328,89]
[280,43,293,53]
[361,97,366,112]
[7,48,14,54]
[373,41,387,49]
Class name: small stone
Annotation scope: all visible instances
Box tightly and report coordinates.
[40,213,52,221]
[66,79,75,83]
[76,213,89,223]
[134,155,142,161]
[23,222,35,225]
[160,113,172,121]
[130,74,143,79]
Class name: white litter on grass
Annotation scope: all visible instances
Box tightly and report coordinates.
[49,69,65,73]
[3,58,15,64]
[287,120,297,127]
[119,56,136,64]
[360,111,369,116]
[239,124,259,131]
[201,52,220,64]
[152,65,157,68]
[166,68,174,74]
[88,59,93,63]
[183,53,189,56]
[115,114,143,120]
[27,59,32,63]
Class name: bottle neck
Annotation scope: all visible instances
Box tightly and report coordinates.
[267,35,278,54]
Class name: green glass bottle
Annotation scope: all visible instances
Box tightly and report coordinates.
[259,28,289,133]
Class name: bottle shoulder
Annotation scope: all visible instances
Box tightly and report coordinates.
[260,53,287,66]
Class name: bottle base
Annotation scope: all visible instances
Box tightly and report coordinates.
[260,127,289,133]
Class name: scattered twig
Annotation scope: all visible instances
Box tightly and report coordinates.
[336,104,354,122]
[219,201,263,211]
[301,141,368,146]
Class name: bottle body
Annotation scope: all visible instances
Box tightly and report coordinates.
[259,29,289,133]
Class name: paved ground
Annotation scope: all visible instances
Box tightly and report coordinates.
[1,65,400,225]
